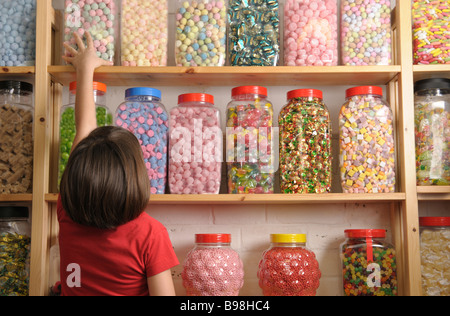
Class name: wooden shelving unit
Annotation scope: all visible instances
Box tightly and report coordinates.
[1,0,448,296]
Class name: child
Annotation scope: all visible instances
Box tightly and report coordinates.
[58,32,179,296]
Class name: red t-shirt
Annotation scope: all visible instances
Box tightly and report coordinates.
[57,196,179,296]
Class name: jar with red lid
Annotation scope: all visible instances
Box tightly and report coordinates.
[279,89,332,194]
[419,217,450,296]
[226,86,275,194]
[340,229,397,296]
[339,86,396,193]
[169,93,222,194]
[257,234,321,296]
[182,234,244,296]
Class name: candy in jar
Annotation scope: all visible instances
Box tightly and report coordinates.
[228,0,280,66]
[341,0,392,65]
[279,89,332,193]
[413,0,450,65]
[339,86,396,193]
[340,229,397,296]
[182,234,244,296]
[226,86,275,194]
[258,234,321,296]
[419,217,450,296]
[169,93,222,194]
[175,0,227,66]
[414,78,450,186]
[115,88,168,194]
[284,0,338,66]
[121,0,168,66]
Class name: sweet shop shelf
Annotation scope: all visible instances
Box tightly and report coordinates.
[48,65,401,87]
[416,186,450,201]
[0,194,33,202]
[0,66,35,75]
[413,65,450,81]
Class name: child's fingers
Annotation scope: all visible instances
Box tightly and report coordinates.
[73,32,85,51]
[62,55,74,64]
[84,31,94,49]
[63,43,78,56]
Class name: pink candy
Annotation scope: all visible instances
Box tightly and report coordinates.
[284,0,338,66]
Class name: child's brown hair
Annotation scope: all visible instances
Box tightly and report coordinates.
[60,126,150,229]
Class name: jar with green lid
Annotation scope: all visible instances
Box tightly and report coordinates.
[414,78,450,186]
[0,206,31,296]
[419,217,450,296]
[0,81,34,194]
[340,229,397,296]
[59,81,112,185]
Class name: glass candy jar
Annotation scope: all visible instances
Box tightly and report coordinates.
[169,93,222,194]
[339,86,396,193]
[0,81,33,194]
[59,81,112,184]
[340,229,397,296]
[414,78,450,186]
[279,89,332,193]
[226,86,275,194]
[258,234,321,296]
[0,206,31,296]
[182,234,244,296]
[115,88,168,194]
[419,217,450,296]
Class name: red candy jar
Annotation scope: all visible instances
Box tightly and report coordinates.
[257,234,321,296]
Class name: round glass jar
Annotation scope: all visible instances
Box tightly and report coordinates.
[0,206,31,296]
[419,217,450,296]
[340,229,397,296]
[339,86,396,193]
[169,93,222,194]
[414,78,450,186]
[115,87,168,194]
[182,233,244,296]
[257,234,321,296]
[226,86,275,194]
[0,81,33,194]
[279,89,332,193]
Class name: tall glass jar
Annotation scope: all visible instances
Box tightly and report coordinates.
[175,0,227,66]
[339,86,396,193]
[414,78,450,186]
[59,81,112,184]
[284,0,338,66]
[279,89,332,193]
[340,229,397,296]
[413,0,450,64]
[258,234,321,296]
[169,93,222,194]
[115,88,168,194]
[0,81,33,194]
[0,206,31,296]
[228,0,280,66]
[0,0,36,66]
[121,0,168,66]
[341,0,392,65]
[419,217,450,296]
[64,0,118,63]
[182,234,244,296]
[226,86,275,194]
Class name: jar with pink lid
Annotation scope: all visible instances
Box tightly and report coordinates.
[169,93,222,194]
[182,234,244,296]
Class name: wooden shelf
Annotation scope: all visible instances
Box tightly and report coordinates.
[48,65,401,87]
[0,66,35,75]
[0,194,33,202]
[413,65,450,81]
[45,193,405,205]
[417,186,450,201]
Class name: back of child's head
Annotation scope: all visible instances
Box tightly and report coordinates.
[60,126,150,229]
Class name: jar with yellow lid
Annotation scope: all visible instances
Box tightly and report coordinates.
[257,234,321,296]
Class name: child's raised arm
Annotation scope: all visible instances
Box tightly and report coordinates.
[62,32,113,152]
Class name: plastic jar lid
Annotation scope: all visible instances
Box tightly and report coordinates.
[0,80,33,93]
[125,87,161,99]
[346,86,383,98]
[414,78,450,92]
[271,234,306,243]
[0,206,29,219]
[195,234,231,243]
[287,89,323,100]
[419,217,450,227]
[344,229,386,238]
[232,86,267,97]
[70,81,107,93]
[178,93,214,104]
